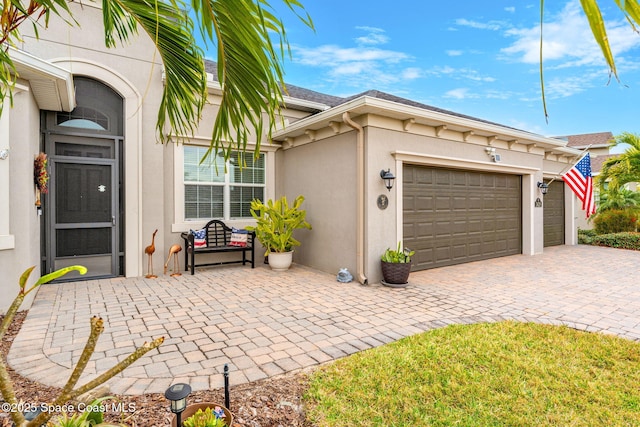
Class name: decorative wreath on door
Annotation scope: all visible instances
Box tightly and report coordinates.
[34,152,49,206]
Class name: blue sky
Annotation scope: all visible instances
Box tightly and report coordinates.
[201,1,640,152]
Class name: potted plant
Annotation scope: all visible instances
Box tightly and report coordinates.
[247,195,312,271]
[380,242,415,287]
[172,403,233,427]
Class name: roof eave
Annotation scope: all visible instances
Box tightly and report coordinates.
[9,47,75,112]
[273,95,581,155]
[205,73,329,112]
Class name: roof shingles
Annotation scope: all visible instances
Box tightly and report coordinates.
[558,132,614,148]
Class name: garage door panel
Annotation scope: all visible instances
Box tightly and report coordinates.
[404,165,522,270]
[435,246,452,262]
[544,181,565,247]
[414,168,433,184]
[417,197,434,212]
[435,196,452,210]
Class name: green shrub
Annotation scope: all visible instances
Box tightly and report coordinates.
[577,228,597,244]
[591,232,640,250]
[592,208,639,234]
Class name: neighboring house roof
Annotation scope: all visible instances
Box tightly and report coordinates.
[591,153,619,174]
[556,132,614,149]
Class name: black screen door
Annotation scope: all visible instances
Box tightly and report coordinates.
[48,134,118,279]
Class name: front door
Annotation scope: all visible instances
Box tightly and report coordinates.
[47,134,119,279]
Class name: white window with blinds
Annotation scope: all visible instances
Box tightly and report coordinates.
[184,146,265,220]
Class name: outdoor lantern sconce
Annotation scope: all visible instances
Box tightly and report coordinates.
[380,169,396,191]
[165,383,192,427]
[537,181,549,195]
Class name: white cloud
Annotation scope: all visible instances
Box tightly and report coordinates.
[455,18,504,31]
[427,66,496,82]
[290,40,413,89]
[401,67,422,80]
[293,45,409,68]
[545,74,597,99]
[444,88,475,99]
[501,2,640,67]
[354,26,389,45]
[446,50,463,56]
[505,6,516,13]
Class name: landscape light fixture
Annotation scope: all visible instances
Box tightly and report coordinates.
[380,169,396,191]
[537,181,549,195]
[165,383,192,427]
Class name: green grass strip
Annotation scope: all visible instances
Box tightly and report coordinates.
[305,321,640,426]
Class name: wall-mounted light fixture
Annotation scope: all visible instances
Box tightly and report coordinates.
[380,169,395,191]
[485,147,501,162]
[165,383,192,427]
[0,149,9,160]
[537,181,549,195]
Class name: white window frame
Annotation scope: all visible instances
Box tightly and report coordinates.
[172,140,277,233]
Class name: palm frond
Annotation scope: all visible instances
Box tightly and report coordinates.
[580,0,618,80]
[196,0,313,161]
[598,132,640,192]
[107,0,207,144]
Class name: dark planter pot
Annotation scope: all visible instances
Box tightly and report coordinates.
[171,402,233,427]
[381,261,411,287]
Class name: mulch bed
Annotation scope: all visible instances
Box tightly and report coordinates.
[1,311,316,426]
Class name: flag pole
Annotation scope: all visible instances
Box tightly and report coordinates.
[546,144,593,185]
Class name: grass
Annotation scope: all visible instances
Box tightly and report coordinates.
[304,322,640,426]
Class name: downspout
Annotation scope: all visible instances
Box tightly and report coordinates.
[342,112,368,285]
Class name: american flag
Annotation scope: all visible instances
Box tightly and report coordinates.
[562,153,596,218]
[191,229,207,248]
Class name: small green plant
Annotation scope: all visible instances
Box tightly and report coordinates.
[0,267,164,427]
[183,406,228,427]
[47,397,116,427]
[247,195,312,255]
[381,242,415,263]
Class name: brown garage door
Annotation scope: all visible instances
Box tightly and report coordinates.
[403,165,522,271]
[543,181,565,247]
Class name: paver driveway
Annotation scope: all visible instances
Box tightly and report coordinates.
[8,245,640,395]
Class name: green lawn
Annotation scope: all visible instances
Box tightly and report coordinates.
[304,322,640,426]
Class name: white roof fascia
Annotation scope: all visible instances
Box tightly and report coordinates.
[273,95,581,155]
[9,47,75,112]
[281,95,330,112]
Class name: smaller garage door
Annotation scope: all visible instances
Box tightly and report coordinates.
[404,165,522,271]
[543,181,565,247]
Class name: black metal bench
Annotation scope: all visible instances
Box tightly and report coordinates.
[181,220,255,275]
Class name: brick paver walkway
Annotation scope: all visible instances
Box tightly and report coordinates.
[8,245,640,395]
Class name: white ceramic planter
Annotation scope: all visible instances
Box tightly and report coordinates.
[268,251,293,271]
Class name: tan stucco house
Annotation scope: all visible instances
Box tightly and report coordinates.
[1,4,585,313]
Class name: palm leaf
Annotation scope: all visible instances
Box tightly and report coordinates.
[103,0,207,145]
[614,0,640,32]
[580,0,618,80]
[598,133,640,192]
[195,0,313,161]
